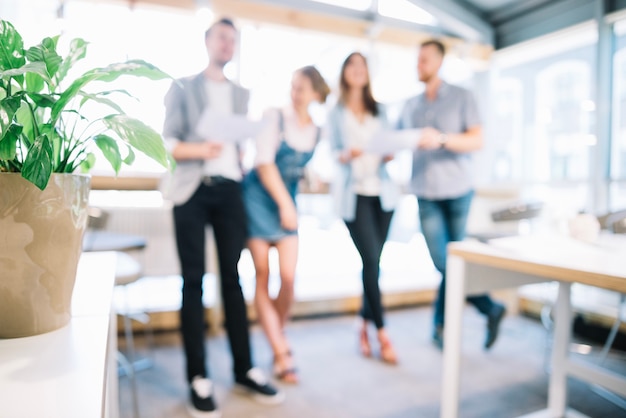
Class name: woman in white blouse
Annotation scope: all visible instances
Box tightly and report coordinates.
[243,66,330,383]
[327,52,400,364]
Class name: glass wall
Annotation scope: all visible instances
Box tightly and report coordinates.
[612,18,626,210]
[487,23,598,218]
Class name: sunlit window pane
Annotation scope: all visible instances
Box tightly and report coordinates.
[378,0,437,26]
[612,21,626,181]
[489,24,596,183]
[310,0,372,11]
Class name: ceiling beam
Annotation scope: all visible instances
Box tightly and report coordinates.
[405,0,494,45]
[209,0,492,59]
[228,0,450,38]
[70,0,493,59]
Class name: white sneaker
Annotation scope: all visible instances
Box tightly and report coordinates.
[187,376,221,418]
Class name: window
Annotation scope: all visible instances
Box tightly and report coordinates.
[612,19,626,181]
[489,23,597,185]
[535,60,593,181]
[378,0,437,26]
[489,77,523,181]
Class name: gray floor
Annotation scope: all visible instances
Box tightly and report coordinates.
[119,306,626,418]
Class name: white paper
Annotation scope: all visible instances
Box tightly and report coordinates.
[195,108,265,143]
[364,129,421,155]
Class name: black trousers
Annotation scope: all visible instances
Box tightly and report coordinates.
[173,180,252,382]
[344,195,394,329]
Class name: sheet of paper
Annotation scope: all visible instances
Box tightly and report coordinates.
[364,129,421,155]
[195,108,265,143]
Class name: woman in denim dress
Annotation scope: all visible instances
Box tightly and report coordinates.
[243,66,329,384]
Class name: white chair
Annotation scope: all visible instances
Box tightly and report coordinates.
[85,207,154,418]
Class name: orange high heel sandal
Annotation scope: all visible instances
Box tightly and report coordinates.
[379,336,398,365]
[273,351,298,384]
[359,326,372,358]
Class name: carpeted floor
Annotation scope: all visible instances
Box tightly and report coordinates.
[118,306,626,418]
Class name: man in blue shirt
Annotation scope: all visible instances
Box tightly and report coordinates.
[398,39,506,350]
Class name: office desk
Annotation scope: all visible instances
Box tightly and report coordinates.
[0,252,118,418]
[441,234,626,418]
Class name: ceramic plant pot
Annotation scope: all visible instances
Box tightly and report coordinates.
[0,173,90,338]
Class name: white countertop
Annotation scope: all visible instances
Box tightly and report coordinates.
[0,252,117,418]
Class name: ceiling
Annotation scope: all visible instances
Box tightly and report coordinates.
[411,0,626,48]
[89,0,626,49]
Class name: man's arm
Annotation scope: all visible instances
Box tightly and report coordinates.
[163,80,222,161]
[418,125,483,152]
[418,89,483,153]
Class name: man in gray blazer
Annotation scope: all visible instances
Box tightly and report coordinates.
[162,18,283,416]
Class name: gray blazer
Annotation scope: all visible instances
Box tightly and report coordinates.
[160,73,250,205]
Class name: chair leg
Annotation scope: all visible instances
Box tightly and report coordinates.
[597,293,625,364]
[119,285,154,375]
[117,351,140,418]
[591,293,626,410]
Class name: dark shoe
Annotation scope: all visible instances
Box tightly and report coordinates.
[485,303,506,350]
[235,367,285,405]
[432,325,444,351]
[188,376,221,418]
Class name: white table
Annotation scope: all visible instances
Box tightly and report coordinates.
[0,252,118,418]
[441,233,626,418]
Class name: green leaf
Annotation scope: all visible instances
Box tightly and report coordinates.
[57,38,88,84]
[102,114,171,170]
[50,71,101,124]
[0,61,51,83]
[0,123,21,160]
[0,20,26,71]
[25,38,62,80]
[94,134,123,173]
[39,123,62,167]
[79,152,95,172]
[27,92,56,108]
[50,60,171,126]
[123,145,135,165]
[88,59,171,82]
[14,103,33,144]
[22,133,54,190]
[0,95,21,140]
[25,71,45,93]
[78,91,125,114]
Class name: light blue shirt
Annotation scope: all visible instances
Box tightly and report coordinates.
[327,104,401,221]
[398,81,481,200]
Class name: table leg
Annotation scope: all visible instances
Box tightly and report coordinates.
[548,282,572,417]
[441,255,467,418]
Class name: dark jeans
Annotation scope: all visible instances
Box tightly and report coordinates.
[417,191,496,328]
[173,180,252,383]
[345,195,394,329]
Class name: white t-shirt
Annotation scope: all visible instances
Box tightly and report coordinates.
[254,107,318,167]
[202,79,242,181]
[344,110,383,196]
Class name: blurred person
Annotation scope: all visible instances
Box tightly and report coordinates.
[397,40,506,351]
[242,66,330,384]
[327,52,401,364]
[161,17,283,417]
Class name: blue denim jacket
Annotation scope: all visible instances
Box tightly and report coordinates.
[327,103,401,222]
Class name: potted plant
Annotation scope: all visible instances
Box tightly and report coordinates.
[0,19,173,338]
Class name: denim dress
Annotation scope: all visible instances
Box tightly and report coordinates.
[243,113,319,242]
